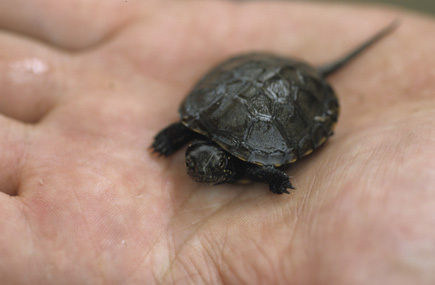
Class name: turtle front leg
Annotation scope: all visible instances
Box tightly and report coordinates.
[151,122,196,156]
[240,163,295,194]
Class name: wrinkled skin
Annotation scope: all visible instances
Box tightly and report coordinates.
[1,1,435,284]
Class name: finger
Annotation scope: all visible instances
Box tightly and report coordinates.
[0,0,144,50]
[0,32,70,123]
[0,115,30,196]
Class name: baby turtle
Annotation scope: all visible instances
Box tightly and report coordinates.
[151,21,397,194]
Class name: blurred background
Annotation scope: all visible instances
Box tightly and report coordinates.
[238,0,435,15]
[337,0,435,15]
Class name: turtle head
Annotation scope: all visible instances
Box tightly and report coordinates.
[185,140,235,184]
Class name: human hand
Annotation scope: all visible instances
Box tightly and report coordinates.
[0,1,434,284]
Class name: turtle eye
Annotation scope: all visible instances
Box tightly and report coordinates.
[186,159,194,169]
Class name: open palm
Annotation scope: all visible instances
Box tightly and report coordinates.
[1,1,434,284]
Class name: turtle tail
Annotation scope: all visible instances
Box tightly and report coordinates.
[318,19,399,77]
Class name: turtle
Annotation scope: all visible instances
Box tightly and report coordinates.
[151,21,398,194]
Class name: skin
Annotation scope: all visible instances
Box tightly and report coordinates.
[0,0,434,284]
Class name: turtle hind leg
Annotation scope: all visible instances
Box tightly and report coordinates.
[238,163,295,194]
[151,122,196,156]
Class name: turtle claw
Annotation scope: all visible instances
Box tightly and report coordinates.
[151,140,174,157]
[269,179,294,194]
[151,122,196,157]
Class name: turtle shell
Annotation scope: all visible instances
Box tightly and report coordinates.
[179,53,339,166]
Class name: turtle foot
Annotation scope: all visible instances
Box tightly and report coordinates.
[269,179,294,194]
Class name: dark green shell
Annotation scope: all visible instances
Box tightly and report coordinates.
[179,53,339,166]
